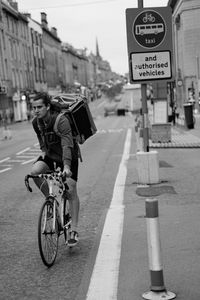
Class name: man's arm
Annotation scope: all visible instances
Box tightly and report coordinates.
[32,117,46,153]
[56,115,74,176]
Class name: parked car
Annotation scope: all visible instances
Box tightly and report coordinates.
[104,101,118,117]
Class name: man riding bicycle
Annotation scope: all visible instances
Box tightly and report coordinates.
[31,92,79,247]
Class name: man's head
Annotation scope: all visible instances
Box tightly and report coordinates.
[32,93,51,119]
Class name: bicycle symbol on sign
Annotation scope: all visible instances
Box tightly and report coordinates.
[142,13,155,23]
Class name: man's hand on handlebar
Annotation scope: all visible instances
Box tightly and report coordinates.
[63,165,72,179]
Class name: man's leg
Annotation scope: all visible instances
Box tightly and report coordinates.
[31,160,50,197]
[67,177,80,232]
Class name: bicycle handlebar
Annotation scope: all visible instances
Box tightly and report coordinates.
[24,171,69,193]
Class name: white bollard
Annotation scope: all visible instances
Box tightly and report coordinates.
[142,199,176,300]
[136,151,159,184]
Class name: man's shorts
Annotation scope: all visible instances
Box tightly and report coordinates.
[36,155,78,182]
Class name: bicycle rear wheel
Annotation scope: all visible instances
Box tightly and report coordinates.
[38,199,59,267]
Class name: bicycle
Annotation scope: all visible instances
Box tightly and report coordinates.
[25,170,72,267]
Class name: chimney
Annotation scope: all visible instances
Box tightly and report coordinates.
[41,12,48,28]
[51,27,57,37]
[24,13,31,18]
[11,1,18,11]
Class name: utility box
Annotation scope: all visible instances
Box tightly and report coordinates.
[150,97,171,143]
[151,123,171,143]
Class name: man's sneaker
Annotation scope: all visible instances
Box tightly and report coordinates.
[68,231,79,247]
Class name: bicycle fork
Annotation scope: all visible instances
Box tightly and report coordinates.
[42,198,57,234]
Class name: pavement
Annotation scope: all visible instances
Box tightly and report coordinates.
[117,113,200,299]
[150,117,200,148]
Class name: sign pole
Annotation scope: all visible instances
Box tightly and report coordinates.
[138,0,149,152]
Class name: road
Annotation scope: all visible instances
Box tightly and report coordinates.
[1,95,200,300]
[0,96,136,300]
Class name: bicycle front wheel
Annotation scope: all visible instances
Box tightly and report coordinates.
[38,200,59,267]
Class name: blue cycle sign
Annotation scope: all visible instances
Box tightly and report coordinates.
[133,10,166,49]
[126,6,173,83]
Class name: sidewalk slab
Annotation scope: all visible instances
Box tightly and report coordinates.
[118,131,200,300]
[150,126,200,148]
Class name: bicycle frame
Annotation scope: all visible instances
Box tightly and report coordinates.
[25,171,71,267]
[25,172,69,232]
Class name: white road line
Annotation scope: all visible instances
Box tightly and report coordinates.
[16,147,31,155]
[20,152,39,155]
[0,157,10,163]
[8,159,26,163]
[0,168,12,173]
[86,128,132,300]
[1,164,12,167]
[22,158,36,165]
[16,155,36,158]
[26,149,41,152]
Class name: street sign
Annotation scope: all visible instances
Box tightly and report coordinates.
[130,51,172,81]
[126,6,173,83]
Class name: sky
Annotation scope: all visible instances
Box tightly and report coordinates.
[16,0,169,75]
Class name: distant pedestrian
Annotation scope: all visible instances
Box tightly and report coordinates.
[27,110,31,122]
[2,111,12,140]
[10,111,14,123]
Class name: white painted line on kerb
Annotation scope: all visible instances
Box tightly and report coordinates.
[86,128,132,300]
[0,157,10,163]
[16,147,30,155]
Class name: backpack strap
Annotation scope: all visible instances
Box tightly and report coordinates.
[53,112,83,162]
[53,112,65,136]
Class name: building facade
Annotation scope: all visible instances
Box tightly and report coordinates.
[26,14,47,93]
[0,0,32,121]
[169,0,200,111]
[0,0,122,122]
[62,43,89,89]
[40,12,65,96]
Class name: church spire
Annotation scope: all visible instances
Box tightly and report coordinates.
[96,37,100,58]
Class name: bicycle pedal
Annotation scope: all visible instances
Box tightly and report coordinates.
[63,223,70,230]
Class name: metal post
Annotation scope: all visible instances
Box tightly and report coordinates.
[138,0,149,152]
[196,56,200,113]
